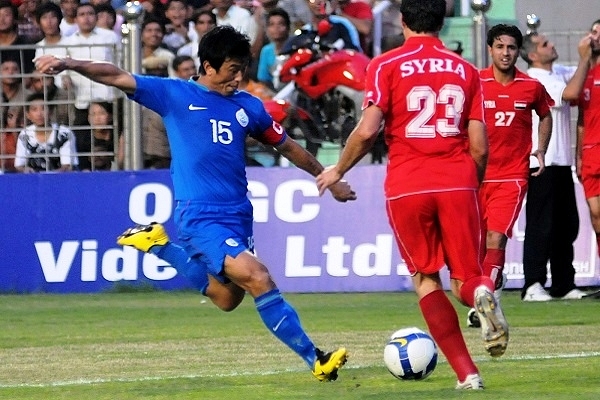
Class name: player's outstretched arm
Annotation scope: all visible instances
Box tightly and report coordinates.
[316,105,383,196]
[276,138,357,202]
[35,55,137,95]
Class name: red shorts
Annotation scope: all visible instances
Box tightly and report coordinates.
[386,190,483,282]
[581,145,600,199]
[479,180,527,238]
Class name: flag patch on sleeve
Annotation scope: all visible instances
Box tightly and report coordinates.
[514,101,527,109]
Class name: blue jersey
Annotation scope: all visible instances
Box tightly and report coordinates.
[129,75,287,203]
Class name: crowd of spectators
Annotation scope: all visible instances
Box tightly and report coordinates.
[0,0,451,173]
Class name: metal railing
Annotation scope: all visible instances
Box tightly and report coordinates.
[1,3,592,174]
[0,43,121,173]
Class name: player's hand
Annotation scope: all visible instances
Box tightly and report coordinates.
[328,179,357,202]
[577,33,594,60]
[317,166,345,197]
[34,55,68,75]
[531,150,546,176]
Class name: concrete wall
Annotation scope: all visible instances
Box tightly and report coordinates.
[515,0,594,65]
[439,0,593,65]
[515,0,594,32]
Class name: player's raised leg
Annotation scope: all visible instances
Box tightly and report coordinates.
[117,222,208,290]
[116,222,245,311]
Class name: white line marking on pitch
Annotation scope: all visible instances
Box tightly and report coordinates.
[1,351,599,389]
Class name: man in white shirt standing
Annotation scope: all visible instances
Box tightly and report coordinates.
[35,2,69,90]
[519,31,594,301]
[62,2,120,126]
[211,0,258,48]
[59,0,80,37]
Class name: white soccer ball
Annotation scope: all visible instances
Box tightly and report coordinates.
[383,327,438,380]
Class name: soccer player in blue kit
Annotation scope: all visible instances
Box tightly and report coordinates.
[35,25,356,382]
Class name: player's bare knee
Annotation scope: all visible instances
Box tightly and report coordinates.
[245,269,275,296]
[206,281,245,311]
[213,297,241,312]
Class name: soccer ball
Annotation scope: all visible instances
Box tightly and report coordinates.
[383,327,438,380]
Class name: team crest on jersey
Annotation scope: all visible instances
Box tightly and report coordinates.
[514,101,527,109]
[236,108,249,127]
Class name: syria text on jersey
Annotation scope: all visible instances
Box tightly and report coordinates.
[399,57,467,80]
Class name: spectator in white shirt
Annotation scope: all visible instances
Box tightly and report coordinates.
[15,93,77,173]
[141,17,176,77]
[35,2,69,89]
[519,32,593,301]
[163,0,191,53]
[59,0,80,37]
[177,9,216,69]
[90,0,125,38]
[62,2,120,126]
[211,0,258,45]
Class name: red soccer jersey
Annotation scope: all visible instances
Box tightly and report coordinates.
[580,63,600,146]
[363,36,484,198]
[480,67,553,180]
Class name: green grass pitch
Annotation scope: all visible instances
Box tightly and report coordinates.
[1,290,599,399]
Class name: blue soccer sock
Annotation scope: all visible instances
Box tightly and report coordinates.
[150,243,209,294]
[255,289,316,367]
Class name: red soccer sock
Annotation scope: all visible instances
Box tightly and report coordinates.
[419,290,478,381]
[483,248,505,289]
[459,276,494,307]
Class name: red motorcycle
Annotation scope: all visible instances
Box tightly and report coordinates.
[263,20,370,155]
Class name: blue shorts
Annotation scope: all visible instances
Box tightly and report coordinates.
[174,199,254,283]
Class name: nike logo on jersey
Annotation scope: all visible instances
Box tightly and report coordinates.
[188,104,208,111]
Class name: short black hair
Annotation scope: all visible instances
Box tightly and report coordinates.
[267,8,291,30]
[193,9,216,25]
[0,0,18,21]
[142,16,166,34]
[166,0,187,8]
[172,54,194,71]
[94,4,116,21]
[487,24,523,49]
[197,25,251,74]
[35,1,63,24]
[25,92,47,109]
[399,0,446,34]
[89,100,113,116]
[76,2,96,14]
